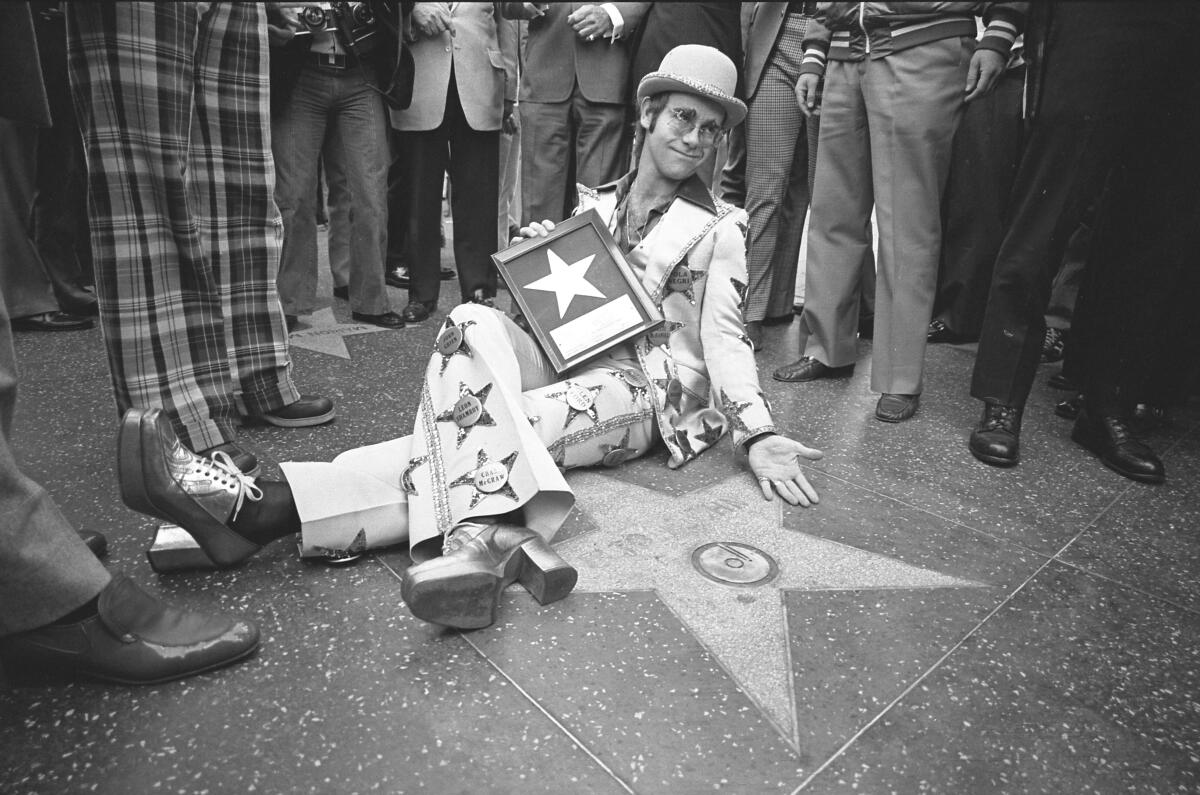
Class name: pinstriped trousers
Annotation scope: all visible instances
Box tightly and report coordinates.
[67,2,299,452]
[743,14,810,324]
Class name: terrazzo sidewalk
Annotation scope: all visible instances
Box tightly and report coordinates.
[3,242,1198,794]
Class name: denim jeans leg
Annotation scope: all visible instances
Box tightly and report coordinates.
[272,66,330,316]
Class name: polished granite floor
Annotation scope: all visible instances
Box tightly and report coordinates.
[3,240,1199,794]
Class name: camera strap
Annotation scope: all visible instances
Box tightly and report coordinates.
[332,1,411,110]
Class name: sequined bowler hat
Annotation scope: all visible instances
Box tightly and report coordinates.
[636,44,747,128]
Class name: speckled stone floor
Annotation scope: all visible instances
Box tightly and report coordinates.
[3,231,1199,794]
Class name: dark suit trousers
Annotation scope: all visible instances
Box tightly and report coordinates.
[0,278,109,636]
[397,74,499,305]
[971,3,1195,407]
[933,66,1023,339]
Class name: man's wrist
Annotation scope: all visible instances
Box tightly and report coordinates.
[744,432,777,451]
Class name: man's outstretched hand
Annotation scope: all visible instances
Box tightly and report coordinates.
[748,434,823,507]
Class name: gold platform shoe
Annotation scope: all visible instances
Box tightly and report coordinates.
[401,523,578,630]
[118,408,262,567]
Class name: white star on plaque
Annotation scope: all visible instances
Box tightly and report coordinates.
[524,250,605,318]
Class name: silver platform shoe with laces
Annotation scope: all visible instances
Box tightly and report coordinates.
[118,408,263,567]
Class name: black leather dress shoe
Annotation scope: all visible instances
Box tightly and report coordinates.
[401,523,577,630]
[858,314,874,340]
[969,401,1023,465]
[78,529,109,558]
[440,268,456,281]
[198,442,260,477]
[0,575,259,685]
[1054,395,1082,421]
[927,318,968,344]
[1071,407,1165,484]
[352,310,405,329]
[875,393,919,423]
[773,356,854,383]
[385,267,410,289]
[255,395,336,428]
[284,314,299,333]
[118,408,263,567]
[1041,327,1067,363]
[401,301,436,323]
[11,311,95,332]
[332,285,349,300]
[1048,371,1077,391]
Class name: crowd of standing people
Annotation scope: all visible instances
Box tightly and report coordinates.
[1,2,1197,686]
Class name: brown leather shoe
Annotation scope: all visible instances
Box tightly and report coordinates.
[875,393,919,423]
[118,408,262,567]
[0,575,259,685]
[401,523,577,630]
[773,356,854,383]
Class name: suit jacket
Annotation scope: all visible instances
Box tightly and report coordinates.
[577,177,776,468]
[743,2,795,100]
[502,2,648,105]
[390,2,517,132]
[628,2,743,104]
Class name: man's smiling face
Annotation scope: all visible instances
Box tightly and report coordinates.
[638,91,725,184]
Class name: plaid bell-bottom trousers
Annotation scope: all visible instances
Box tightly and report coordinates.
[67,1,299,451]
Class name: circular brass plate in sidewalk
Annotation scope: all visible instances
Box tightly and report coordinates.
[691,542,779,587]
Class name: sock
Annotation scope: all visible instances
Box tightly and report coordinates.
[230,481,302,546]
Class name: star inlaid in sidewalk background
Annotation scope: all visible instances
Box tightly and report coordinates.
[558,472,984,748]
[288,307,399,359]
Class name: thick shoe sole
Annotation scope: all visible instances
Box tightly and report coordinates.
[401,540,578,630]
[773,365,854,383]
[1070,425,1165,484]
[0,637,260,687]
[968,443,1019,467]
[259,407,336,428]
[117,409,259,567]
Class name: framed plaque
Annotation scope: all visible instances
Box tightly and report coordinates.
[493,209,663,373]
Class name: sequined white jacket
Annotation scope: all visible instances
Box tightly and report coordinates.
[578,178,778,468]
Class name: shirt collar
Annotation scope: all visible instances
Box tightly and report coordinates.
[601,171,718,216]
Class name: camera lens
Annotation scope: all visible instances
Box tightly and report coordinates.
[301,6,326,29]
[351,3,374,25]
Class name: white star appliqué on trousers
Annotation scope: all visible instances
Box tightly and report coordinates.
[524,250,605,318]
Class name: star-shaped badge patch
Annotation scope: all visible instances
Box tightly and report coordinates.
[400,455,428,496]
[434,382,497,448]
[696,415,725,447]
[434,317,476,375]
[730,277,748,311]
[449,449,520,510]
[544,380,605,429]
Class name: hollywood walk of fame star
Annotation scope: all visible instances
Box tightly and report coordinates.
[288,307,398,359]
[449,449,520,510]
[401,455,428,496]
[435,317,476,375]
[435,382,497,448]
[719,387,753,434]
[525,249,605,318]
[544,380,605,429]
[557,472,984,747]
